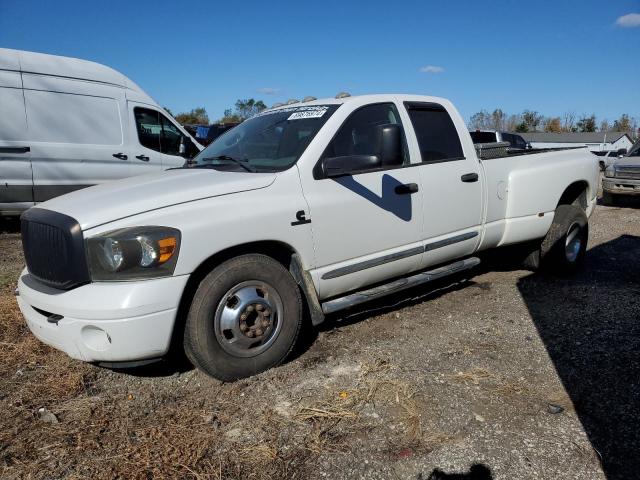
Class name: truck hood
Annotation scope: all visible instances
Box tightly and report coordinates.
[39,169,276,230]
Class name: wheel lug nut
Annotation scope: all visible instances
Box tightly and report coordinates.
[240,313,247,321]
[255,329,263,336]
[261,320,269,328]
[255,304,264,312]
[247,330,255,338]
[240,323,248,332]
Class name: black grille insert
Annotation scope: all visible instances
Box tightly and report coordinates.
[21,208,90,290]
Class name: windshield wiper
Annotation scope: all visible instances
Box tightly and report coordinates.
[199,155,257,173]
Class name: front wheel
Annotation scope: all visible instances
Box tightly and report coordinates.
[524,204,588,273]
[184,254,302,381]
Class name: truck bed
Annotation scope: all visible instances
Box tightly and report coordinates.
[475,142,585,160]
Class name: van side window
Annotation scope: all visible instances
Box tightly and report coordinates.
[134,108,161,152]
[159,114,186,156]
[322,103,409,164]
[404,102,464,163]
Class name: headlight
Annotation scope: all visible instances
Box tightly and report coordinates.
[604,165,615,178]
[86,227,181,281]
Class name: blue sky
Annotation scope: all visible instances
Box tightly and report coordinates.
[1,0,639,123]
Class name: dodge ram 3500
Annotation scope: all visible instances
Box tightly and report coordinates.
[17,94,599,380]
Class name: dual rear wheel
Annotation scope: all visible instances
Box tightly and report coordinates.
[524,204,588,272]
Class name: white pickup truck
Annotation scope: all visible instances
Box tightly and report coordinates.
[17,94,599,380]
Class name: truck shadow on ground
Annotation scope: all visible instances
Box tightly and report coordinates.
[0,217,20,234]
[514,234,640,480]
[421,463,493,480]
[597,195,640,209]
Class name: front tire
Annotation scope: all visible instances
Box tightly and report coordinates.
[184,254,302,381]
[537,204,588,272]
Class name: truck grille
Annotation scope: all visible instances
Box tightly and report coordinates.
[21,208,91,290]
[616,165,640,180]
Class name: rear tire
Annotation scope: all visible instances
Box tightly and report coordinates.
[184,254,302,381]
[535,204,588,273]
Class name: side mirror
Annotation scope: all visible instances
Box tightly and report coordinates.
[321,123,404,178]
[322,155,381,178]
[376,123,403,166]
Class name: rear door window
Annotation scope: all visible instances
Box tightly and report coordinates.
[405,103,464,162]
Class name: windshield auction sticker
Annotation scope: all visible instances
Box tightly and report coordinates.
[287,106,328,120]
[256,105,330,120]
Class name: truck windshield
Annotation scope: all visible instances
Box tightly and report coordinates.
[190,104,339,172]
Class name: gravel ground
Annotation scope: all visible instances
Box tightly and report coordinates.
[0,195,638,480]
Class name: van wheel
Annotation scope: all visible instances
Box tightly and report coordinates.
[602,191,617,206]
[184,254,302,381]
[526,204,588,273]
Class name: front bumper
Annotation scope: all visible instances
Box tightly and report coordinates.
[602,177,640,195]
[17,270,189,362]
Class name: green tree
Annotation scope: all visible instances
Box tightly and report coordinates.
[522,110,542,132]
[234,99,267,120]
[515,122,529,133]
[544,117,562,133]
[613,114,631,132]
[175,107,209,125]
[468,110,490,130]
[576,114,596,132]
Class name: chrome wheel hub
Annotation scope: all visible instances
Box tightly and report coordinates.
[565,222,582,263]
[214,281,283,357]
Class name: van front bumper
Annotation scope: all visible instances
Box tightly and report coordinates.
[602,177,640,195]
[17,270,189,362]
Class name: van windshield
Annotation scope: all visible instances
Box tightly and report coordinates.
[190,104,339,172]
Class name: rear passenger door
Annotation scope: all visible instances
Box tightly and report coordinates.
[403,102,483,268]
[0,71,33,210]
[21,74,129,202]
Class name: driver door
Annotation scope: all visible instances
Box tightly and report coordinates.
[128,103,164,176]
[299,102,424,300]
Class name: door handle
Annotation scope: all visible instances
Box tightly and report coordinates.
[461,173,479,183]
[135,155,150,162]
[0,146,30,154]
[112,152,128,160]
[395,183,419,195]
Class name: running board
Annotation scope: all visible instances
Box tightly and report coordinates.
[321,257,481,315]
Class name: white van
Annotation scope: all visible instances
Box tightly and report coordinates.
[0,48,202,215]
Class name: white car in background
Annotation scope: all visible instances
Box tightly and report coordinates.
[602,140,640,204]
[0,48,202,216]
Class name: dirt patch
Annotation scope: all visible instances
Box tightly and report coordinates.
[1,197,639,479]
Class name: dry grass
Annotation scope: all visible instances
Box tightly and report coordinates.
[450,367,492,385]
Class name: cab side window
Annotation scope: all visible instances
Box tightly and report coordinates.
[134,108,161,152]
[323,103,409,164]
[404,102,464,163]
